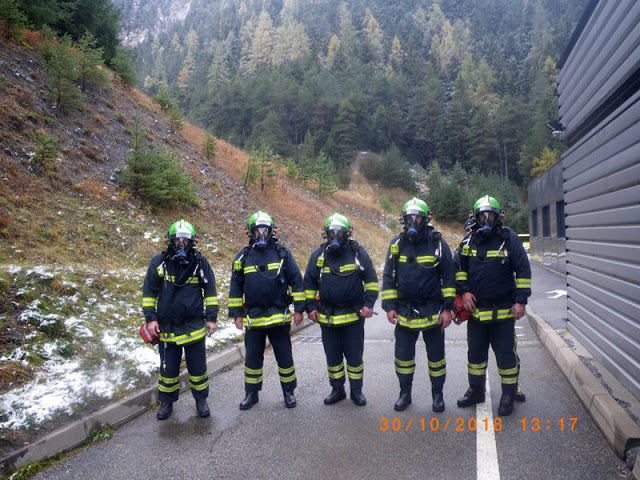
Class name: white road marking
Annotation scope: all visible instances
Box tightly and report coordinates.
[476,373,501,480]
[545,289,567,299]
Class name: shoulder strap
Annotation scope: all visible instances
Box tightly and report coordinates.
[275,243,288,278]
[390,235,403,281]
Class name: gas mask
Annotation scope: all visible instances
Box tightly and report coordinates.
[172,237,192,264]
[476,212,497,237]
[253,226,270,249]
[403,214,424,238]
[325,228,346,251]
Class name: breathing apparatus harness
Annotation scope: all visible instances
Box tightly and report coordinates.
[390,227,443,282]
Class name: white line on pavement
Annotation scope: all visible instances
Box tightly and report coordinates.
[476,373,501,480]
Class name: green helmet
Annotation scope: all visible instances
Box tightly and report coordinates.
[402,197,430,217]
[167,219,196,241]
[473,195,501,217]
[323,213,350,231]
[323,213,351,247]
[246,211,275,237]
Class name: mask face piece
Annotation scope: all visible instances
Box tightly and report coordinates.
[253,225,270,249]
[476,212,496,236]
[326,228,346,251]
[172,237,191,263]
[404,213,424,237]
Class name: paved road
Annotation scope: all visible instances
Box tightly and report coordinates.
[34,264,627,479]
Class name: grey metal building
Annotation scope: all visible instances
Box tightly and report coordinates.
[528,0,640,400]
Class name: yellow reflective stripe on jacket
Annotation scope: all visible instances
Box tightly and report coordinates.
[165,275,200,284]
[364,282,379,291]
[398,255,408,263]
[396,313,439,329]
[244,313,291,328]
[340,263,357,273]
[304,290,317,300]
[442,287,455,298]
[228,297,244,307]
[381,289,398,300]
[462,248,507,258]
[317,312,359,326]
[244,266,257,274]
[142,297,157,307]
[472,308,515,322]
[516,278,531,288]
[416,255,437,264]
[204,296,218,306]
[267,262,280,270]
[292,291,306,302]
[455,271,468,281]
[159,327,207,345]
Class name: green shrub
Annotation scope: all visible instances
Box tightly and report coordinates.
[121,120,196,207]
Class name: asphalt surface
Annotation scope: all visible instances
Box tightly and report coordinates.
[33,263,629,479]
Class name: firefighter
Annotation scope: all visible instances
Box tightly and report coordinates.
[453,214,526,402]
[142,219,218,420]
[381,198,455,412]
[229,211,305,410]
[304,213,379,406]
[456,195,531,416]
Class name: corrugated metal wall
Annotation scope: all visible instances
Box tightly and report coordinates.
[557,0,640,400]
[528,162,566,272]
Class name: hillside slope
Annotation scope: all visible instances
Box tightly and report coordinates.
[0,33,467,457]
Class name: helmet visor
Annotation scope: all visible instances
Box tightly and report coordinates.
[326,228,346,240]
[253,226,269,238]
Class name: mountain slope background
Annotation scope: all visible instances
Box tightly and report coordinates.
[114,0,588,189]
[0,31,466,457]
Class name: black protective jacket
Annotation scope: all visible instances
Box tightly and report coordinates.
[303,240,379,327]
[228,239,304,329]
[381,228,455,330]
[142,249,218,344]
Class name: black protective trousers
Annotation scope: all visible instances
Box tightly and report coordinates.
[158,337,208,403]
[244,324,296,394]
[320,319,365,391]
[394,324,446,391]
[466,318,519,394]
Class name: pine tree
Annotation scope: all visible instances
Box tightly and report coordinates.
[75,32,110,92]
[43,34,83,110]
[0,0,29,39]
[325,99,356,169]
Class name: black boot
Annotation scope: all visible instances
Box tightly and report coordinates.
[196,398,210,417]
[394,389,412,411]
[457,386,485,408]
[324,387,346,405]
[498,393,515,416]
[514,385,526,402]
[350,389,367,406]
[239,391,259,410]
[432,389,445,413]
[156,402,173,420]
[284,391,297,408]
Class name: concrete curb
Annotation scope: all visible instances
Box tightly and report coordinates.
[528,307,640,458]
[0,319,314,475]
